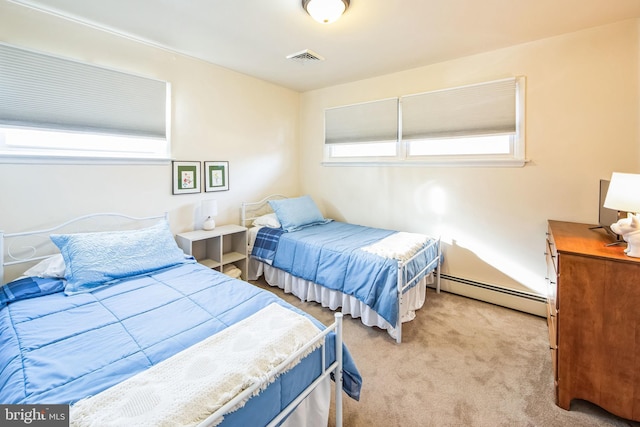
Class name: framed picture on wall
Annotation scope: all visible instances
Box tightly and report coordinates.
[204,161,229,192]
[172,161,201,194]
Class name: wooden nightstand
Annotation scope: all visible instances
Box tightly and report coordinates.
[175,224,248,280]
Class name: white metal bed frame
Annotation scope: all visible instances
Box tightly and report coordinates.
[241,194,442,344]
[200,313,344,427]
[0,212,346,427]
[0,212,167,284]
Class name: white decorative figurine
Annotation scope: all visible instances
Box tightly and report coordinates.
[611,213,640,257]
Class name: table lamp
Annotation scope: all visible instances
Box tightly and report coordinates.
[202,199,218,231]
[604,172,640,257]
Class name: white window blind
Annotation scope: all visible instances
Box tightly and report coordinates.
[322,77,525,166]
[325,98,398,144]
[401,78,517,140]
[0,43,170,161]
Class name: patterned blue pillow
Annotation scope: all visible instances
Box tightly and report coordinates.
[51,220,194,295]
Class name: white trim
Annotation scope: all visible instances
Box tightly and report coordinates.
[322,158,529,167]
[0,154,171,165]
[438,276,546,317]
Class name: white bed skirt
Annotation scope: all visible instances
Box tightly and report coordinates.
[280,375,330,427]
[249,259,429,340]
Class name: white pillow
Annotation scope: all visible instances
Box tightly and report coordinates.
[252,213,281,228]
[23,254,66,278]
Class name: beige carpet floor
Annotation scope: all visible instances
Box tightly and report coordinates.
[252,278,640,427]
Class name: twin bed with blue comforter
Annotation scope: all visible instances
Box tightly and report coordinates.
[0,213,361,427]
[243,195,442,343]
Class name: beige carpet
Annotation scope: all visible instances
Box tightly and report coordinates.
[252,278,640,427]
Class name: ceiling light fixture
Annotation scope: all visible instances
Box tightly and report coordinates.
[302,0,350,24]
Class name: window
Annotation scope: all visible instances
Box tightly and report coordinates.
[0,43,170,162]
[323,77,525,166]
[324,98,399,162]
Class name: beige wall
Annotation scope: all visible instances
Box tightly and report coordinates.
[299,19,640,304]
[2,1,639,310]
[0,2,300,239]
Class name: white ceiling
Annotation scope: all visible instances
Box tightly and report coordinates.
[10,0,640,92]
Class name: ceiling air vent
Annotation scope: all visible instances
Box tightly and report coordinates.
[286,49,325,64]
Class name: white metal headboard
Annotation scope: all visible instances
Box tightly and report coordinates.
[240,194,288,228]
[1,212,167,285]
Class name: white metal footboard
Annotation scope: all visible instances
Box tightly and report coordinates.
[198,312,344,427]
[395,237,442,344]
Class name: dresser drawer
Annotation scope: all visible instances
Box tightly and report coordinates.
[545,237,558,314]
[546,305,557,350]
[546,227,558,271]
[550,346,558,390]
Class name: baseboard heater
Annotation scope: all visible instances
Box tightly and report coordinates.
[436,274,547,317]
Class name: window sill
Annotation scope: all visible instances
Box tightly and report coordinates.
[0,154,172,165]
[322,158,529,168]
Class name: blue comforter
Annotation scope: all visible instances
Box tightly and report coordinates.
[255,221,439,327]
[0,263,361,425]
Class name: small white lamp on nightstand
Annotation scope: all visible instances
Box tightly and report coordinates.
[202,199,218,231]
[604,172,640,257]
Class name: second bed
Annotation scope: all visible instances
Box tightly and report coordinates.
[242,195,442,343]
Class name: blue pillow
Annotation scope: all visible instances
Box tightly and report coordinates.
[50,220,194,295]
[0,277,65,308]
[269,195,331,232]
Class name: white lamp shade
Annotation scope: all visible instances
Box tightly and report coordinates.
[202,199,218,218]
[603,172,640,213]
[304,0,348,24]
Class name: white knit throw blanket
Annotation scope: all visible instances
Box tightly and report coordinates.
[361,232,428,262]
[70,303,322,427]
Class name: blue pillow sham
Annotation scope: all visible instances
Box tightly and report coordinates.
[50,220,194,295]
[268,195,331,232]
[0,276,65,308]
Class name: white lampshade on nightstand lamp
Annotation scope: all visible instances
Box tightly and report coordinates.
[201,199,218,231]
[604,172,640,257]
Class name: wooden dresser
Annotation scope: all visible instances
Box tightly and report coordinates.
[545,220,640,421]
